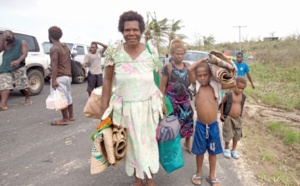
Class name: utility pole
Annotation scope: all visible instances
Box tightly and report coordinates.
[233,25,247,51]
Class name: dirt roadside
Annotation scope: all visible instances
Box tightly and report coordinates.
[239,98,300,186]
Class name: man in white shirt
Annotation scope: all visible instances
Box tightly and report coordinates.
[83,41,107,96]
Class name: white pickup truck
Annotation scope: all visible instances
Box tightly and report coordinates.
[0,28,51,96]
[42,41,91,84]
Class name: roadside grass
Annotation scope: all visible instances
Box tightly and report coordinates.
[268,121,300,145]
[242,119,300,186]
[246,62,300,111]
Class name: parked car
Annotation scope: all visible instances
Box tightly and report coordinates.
[183,50,209,65]
[42,41,90,84]
[0,28,51,96]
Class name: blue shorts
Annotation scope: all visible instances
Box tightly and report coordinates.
[191,120,223,155]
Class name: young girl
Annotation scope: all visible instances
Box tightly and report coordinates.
[159,38,194,154]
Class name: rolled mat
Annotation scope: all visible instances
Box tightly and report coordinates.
[208,50,237,85]
[112,126,127,162]
[102,127,115,165]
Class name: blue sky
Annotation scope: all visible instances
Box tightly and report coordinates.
[1,0,299,45]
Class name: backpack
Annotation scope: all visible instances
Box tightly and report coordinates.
[223,92,246,117]
[71,59,84,78]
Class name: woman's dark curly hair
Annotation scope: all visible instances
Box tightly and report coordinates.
[118,10,145,33]
[48,26,63,41]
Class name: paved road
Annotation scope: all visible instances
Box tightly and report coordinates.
[0,82,253,186]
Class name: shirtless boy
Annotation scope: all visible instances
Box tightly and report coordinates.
[188,55,236,186]
[220,76,247,159]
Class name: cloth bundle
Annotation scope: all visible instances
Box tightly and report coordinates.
[156,115,180,142]
[90,117,127,175]
[156,115,183,174]
[208,50,237,85]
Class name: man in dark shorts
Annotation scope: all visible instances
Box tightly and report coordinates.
[48,26,74,125]
[0,30,31,111]
[83,41,107,96]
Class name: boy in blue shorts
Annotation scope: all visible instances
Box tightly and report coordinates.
[188,55,236,186]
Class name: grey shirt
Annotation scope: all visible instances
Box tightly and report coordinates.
[83,53,102,75]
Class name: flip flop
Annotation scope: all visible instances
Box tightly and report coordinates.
[69,117,76,121]
[223,149,231,158]
[24,101,33,106]
[0,106,8,111]
[191,174,202,185]
[206,177,221,186]
[51,120,69,126]
[231,151,240,159]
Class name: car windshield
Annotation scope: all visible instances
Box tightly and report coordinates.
[42,42,52,54]
[42,42,74,54]
[65,43,73,51]
[184,52,208,61]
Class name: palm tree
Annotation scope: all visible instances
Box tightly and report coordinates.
[167,19,186,51]
[146,12,169,52]
[145,13,186,53]
[203,35,215,50]
[144,13,153,43]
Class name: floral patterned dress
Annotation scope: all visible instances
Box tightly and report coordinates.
[163,63,194,138]
[101,43,163,179]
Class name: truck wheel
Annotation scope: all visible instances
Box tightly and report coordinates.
[22,69,44,96]
[72,68,85,84]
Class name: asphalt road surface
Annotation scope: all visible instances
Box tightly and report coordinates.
[0,81,253,186]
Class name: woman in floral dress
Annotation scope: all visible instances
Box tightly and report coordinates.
[99,11,163,186]
[159,38,194,154]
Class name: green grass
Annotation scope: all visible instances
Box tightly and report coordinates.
[260,149,275,162]
[284,128,300,145]
[258,171,268,182]
[273,171,293,186]
[268,121,300,145]
[247,62,300,110]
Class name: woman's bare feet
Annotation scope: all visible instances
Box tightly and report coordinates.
[51,119,70,125]
[130,178,143,186]
[145,178,156,186]
[184,137,193,155]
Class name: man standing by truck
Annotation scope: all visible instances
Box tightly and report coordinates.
[0,30,31,111]
[48,26,74,125]
[82,41,107,97]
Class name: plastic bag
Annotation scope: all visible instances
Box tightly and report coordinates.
[158,134,184,174]
[46,89,68,111]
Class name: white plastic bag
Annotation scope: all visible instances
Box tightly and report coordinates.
[46,89,68,111]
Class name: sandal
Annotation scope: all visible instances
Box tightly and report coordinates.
[0,106,8,111]
[206,177,221,186]
[24,101,33,106]
[231,151,240,159]
[69,117,76,121]
[191,174,202,185]
[223,149,231,158]
[51,120,69,126]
